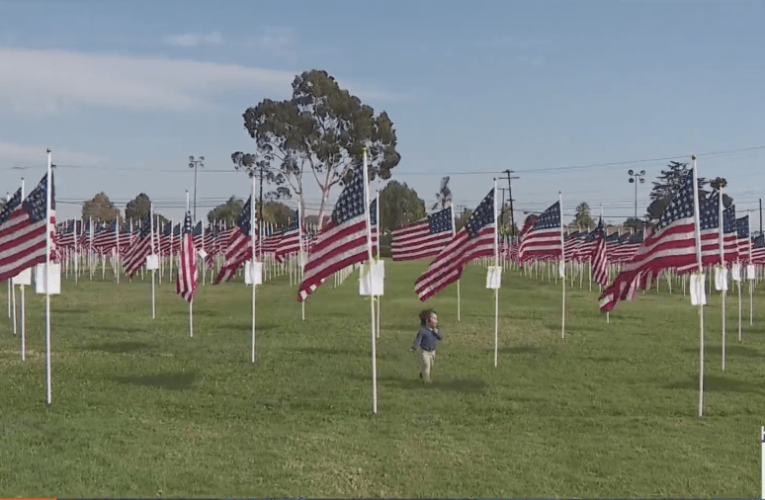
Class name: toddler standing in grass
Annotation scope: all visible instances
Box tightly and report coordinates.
[411,309,442,383]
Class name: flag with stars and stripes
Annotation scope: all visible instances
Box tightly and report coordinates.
[123,212,154,278]
[414,188,495,302]
[722,205,738,264]
[736,216,750,263]
[591,218,609,287]
[0,173,56,283]
[518,201,562,265]
[214,196,255,284]
[275,210,301,263]
[391,206,454,261]
[675,194,721,273]
[299,165,371,302]
[175,211,198,302]
[751,234,765,264]
[600,170,699,312]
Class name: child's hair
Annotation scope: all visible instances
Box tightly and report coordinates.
[419,309,436,326]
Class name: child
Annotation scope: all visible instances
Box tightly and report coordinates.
[411,309,442,382]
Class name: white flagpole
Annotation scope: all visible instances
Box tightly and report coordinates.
[116,216,120,284]
[5,193,9,319]
[691,155,705,418]
[19,177,26,361]
[186,191,193,339]
[493,179,499,367]
[362,148,377,414]
[74,219,78,284]
[718,187,726,371]
[150,203,156,320]
[299,201,305,321]
[560,192,566,338]
[761,426,765,499]
[45,149,52,405]
[251,179,257,364]
[375,188,381,338]
[450,204,461,322]
[749,210,754,326]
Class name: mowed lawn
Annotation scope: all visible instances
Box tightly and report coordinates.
[1,261,764,498]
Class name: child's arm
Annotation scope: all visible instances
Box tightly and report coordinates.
[433,329,443,341]
[411,330,423,351]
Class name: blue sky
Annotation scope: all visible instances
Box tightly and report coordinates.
[0,0,763,227]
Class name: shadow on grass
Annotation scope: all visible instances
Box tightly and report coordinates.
[289,346,394,360]
[51,308,91,315]
[80,325,145,334]
[496,345,553,356]
[587,356,627,363]
[664,374,765,395]
[681,344,762,358]
[84,341,153,353]
[362,374,488,393]
[215,323,278,332]
[113,372,198,391]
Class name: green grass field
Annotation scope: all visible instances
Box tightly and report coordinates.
[1,261,764,498]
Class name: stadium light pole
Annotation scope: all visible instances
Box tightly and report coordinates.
[627,169,646,220]
[188,156,205,221]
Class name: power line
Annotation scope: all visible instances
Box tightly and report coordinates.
[4,143,764,177]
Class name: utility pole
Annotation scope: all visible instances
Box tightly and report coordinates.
[498,187,508,233]
[502,170,519,241]
[188,156,204,221]
[627,169,646,220]
[759,198,762,236]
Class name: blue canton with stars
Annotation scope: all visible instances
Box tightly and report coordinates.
[183,211,194,234]
[0,188,22,226]
[331,166,366,226]
[428,206,453,234]
[723,205,736,234]
[736,216,749,239]
[656,172,694,230]
[532,201,561,231]
[22,173,53,224]
[192,221,202,237]
[606,233,620,243]
[237,196,253,237]
[753,234,764,249]
[698,194,719,230]
[139,213,152,240]
[464,189,495,239]
[163,222,173,236]
[628,232,644,244]
[593,218,605,238]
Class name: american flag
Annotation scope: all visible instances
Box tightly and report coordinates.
[414,188,495,302]
[599,171,698,312]
[175,211,197,303]
[591,218,609,287]
[722,205,738,264]
[123,212,154,278]
[736,216,750,263]
[752,234,765,264]
[391,206,453,261]
[675,194,723,273]
[214,196,254,284]
[0,173,55,283]
[275,210,301,263]
[298,165,370,302]
[518,201,562,264]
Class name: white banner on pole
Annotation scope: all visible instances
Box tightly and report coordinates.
[486,265,502,289]
[690,273,707,306]
[35,263,61,295]
[13,268,32,286]
[146,255,159,270]
[714,267,728,291]
[244,260,263,285]
[359,261,384,296]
